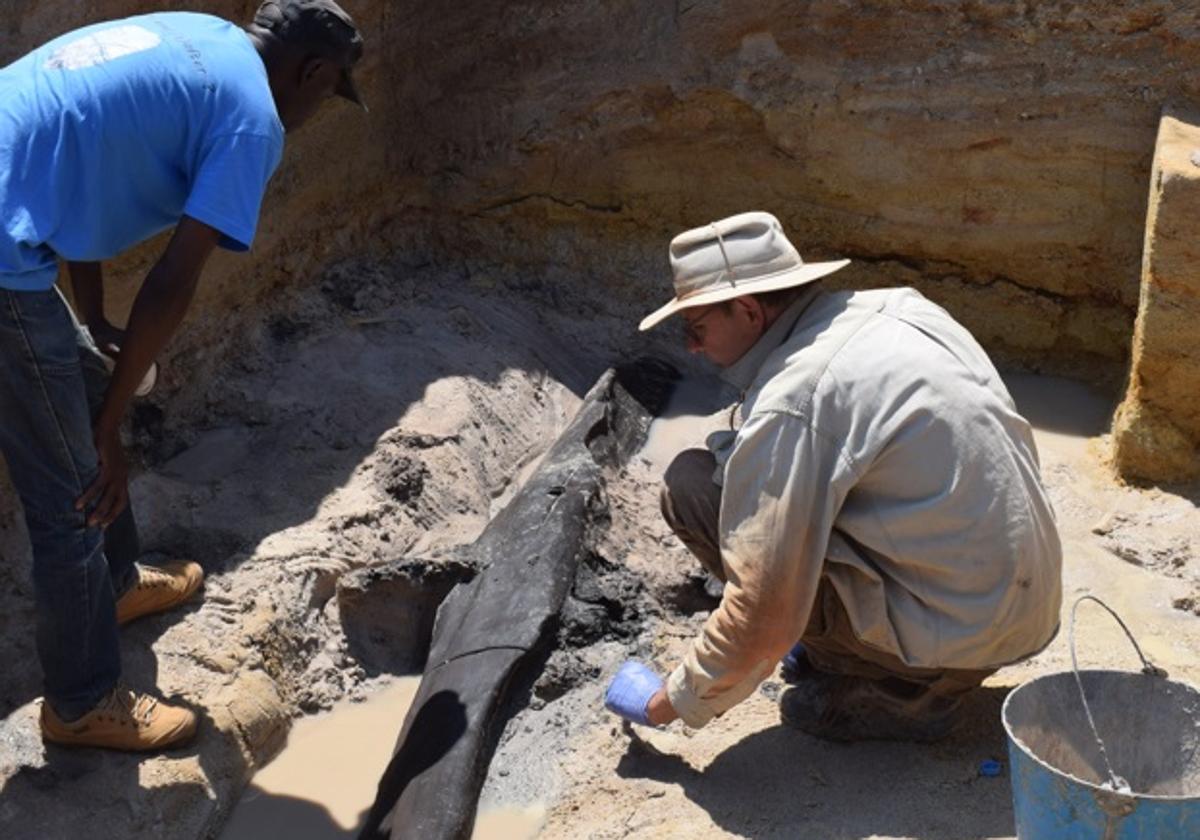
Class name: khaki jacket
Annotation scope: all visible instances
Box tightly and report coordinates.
[666,287,1063,728]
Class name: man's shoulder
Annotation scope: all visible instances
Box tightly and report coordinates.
[151,12,263,80]
[798,286,956,352]
[773,287,903,370]
[66,11,268,109]
[139,11,244,42]
[745,287,934,416]
[76,11,245,60]
[810,285,928,319]
[151,13,281,141]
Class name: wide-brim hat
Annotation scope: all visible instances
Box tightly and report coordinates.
[639,211,849,332]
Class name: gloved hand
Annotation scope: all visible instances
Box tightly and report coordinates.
[604,661,664,726]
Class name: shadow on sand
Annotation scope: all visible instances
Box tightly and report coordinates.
[616,686,1016,839]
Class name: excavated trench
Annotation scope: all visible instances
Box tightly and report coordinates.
[1,209,1200,840]
[0,252,719,839]
[8,2,1200,839]
[5,251,1200,840]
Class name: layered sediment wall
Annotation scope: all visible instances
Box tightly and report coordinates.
[4,1,1200,383]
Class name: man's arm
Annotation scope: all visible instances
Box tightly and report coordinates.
[67,260,106,330]
[660,410,848,728]
[76,215,220,526]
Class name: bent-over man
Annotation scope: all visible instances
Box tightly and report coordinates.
[0,0,364,751]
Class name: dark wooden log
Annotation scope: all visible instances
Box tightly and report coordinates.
[360,359,677,840]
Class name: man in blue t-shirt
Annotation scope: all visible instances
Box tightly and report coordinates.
[0,0,365,752]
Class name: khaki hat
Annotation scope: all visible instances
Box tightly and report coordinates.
[639,211,849,332]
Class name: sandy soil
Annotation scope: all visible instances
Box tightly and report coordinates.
[1,258,1197,839]
[0,257,648,839]
[478,372,1200,840]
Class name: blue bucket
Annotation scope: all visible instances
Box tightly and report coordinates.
[1001,597,1200,839]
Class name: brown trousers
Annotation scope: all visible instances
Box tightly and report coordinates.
[660,448,993,699]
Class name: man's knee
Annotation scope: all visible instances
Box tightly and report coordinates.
[662,446,721,528]
[659,448,725,579]
[661,448,718,504]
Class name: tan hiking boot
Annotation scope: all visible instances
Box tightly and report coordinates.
[116,561,204,626]
[40,686,198,751]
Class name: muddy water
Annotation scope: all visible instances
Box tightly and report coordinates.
[221,678,420,839]
[221,677,547,839]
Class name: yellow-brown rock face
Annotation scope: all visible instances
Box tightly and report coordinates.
[1113,113,1200,481]
[5,2,1200,383]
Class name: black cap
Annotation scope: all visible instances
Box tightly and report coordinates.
[253,0,366,109]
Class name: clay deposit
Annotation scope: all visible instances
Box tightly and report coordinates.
[4,1,1200,839]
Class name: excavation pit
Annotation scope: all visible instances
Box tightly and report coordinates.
[6,2,1200,838]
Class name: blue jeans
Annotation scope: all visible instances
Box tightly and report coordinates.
[0,287,139,720]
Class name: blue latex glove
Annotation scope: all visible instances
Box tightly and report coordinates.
[604,661,664,726]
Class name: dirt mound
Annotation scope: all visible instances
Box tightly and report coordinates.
[0,257,645,839]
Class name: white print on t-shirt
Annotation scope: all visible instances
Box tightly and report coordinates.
[44,25,162,71]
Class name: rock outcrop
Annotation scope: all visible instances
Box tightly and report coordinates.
[1113,112,1200,482]
[373,0,1200,383]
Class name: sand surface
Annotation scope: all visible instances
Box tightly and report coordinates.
[1,265,1198,839]
[475,370,1200,840]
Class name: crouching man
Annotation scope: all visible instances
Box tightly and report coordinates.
[605,212,1062,741]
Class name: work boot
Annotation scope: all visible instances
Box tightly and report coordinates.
[116,561,204,626]
[40,685,198,751]
[779,673,960,743]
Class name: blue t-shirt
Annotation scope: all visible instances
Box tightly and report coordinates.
[0,12,284,291]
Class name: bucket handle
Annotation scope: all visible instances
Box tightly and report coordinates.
[1069,594,1168,791]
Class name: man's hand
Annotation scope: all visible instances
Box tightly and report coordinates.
[605,661,669,726]
[89,319,126,358]
[76,422,129,527]
[70,218,219,527]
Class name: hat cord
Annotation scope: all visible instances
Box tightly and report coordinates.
[711,223,737,287]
